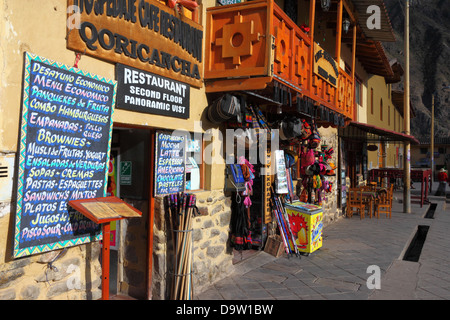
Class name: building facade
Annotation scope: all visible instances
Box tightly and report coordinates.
[0,0,414,300]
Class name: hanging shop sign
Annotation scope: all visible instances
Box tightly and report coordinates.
[263,150,272,224]
[155,131,186,195]
[14,52,117,258]
[313,43,339,87]
[67,0,203,88]
[116,64,190,119]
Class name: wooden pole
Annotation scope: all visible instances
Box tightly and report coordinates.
[351,25,357,120]
[403,0,411,213]
[308,0,316,94]
[101,222,111,300]
[335,0,343,62]
[146,130,155,300]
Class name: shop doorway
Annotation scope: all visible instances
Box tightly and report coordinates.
[107,127,154,299]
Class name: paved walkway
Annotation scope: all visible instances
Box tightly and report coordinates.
[196,189,450,300]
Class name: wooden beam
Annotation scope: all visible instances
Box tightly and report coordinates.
[352,24,356,121]
[309,0,316,94]
[335,0,343,61]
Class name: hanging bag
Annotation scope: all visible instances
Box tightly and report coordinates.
[308,119,321,149]
[301,119,312,140]
[300,145,315,167]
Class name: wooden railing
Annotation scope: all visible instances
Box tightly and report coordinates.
[205,0,354,121]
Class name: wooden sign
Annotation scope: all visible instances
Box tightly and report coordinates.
[13,52,116,258]
[67,0,203,88]
[313,43,339,87]
[154,131,186,195]
[69,196,142,224]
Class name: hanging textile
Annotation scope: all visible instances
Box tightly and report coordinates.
[230,193,252,250]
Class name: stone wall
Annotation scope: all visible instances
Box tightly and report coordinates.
[316,126,343,226]
[0,236,102,300]
[152,189,234,299]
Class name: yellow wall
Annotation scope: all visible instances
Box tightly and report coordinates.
[0,0,225,187]
[365,75,404,169]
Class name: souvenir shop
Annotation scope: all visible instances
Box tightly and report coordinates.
[205,91,340,260]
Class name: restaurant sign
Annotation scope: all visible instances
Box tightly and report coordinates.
[116,64,190,119]
[313,43,339,87]
[67,0,203,88]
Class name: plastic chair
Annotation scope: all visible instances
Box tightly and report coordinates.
[347,188,365,219]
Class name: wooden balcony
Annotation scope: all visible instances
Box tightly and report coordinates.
[205,0,354,122]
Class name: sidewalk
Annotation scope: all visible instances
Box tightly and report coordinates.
[196,190,450,300]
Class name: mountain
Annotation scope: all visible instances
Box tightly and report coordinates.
[382,0,450,140]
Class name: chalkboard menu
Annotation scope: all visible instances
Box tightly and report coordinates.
[154,132,186,195]
[13,53,117,258]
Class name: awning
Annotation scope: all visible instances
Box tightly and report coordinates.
[351,0,396,42]
[340,121,420,144]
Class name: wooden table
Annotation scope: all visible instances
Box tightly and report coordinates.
[360,190,378,218]
[369,168,431,207]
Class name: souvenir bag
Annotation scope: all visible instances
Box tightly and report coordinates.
[300,145,315,167]
[301,119,312,140]
[308,119,321,149]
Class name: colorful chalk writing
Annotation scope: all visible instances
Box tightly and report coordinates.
[13,53,117,258]
[154,132,186,195]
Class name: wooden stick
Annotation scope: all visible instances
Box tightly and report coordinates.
[179,195,194,299]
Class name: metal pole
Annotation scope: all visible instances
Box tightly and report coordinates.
[403,0,411,213]
[431,94,434,188]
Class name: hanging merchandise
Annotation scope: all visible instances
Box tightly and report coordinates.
[308,119,321,149]
[300,145,315,168]
[206,93,241,124]
[225,164,247,192]
[301,119,312,140]
[238,156,255,208]
[284,150,297,169]
[279,117,303,140]
[230,192,252,251]
[253,106,271,131]
[274,150,289,194]
[230,156,256,251]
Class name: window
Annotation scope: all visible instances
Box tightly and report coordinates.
[355,79,361,106]
[371,88,374,114]
[185,133,204,191]
[388,105,391,125]
[284,0,298,23]
[420,148,428,154]
[394,110,396,131]
[380,98,383,121]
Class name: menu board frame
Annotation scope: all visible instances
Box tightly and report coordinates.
[13,52,117,258]
[154,131,186,196]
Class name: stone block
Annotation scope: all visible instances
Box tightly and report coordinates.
[0,268,24,289]
[20,284,40,300]
[206,246,223,259]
